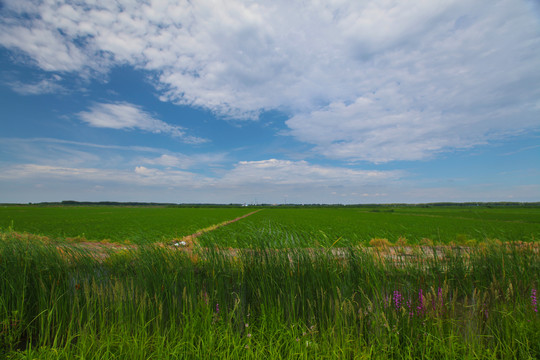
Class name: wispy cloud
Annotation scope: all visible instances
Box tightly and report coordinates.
[501,144,540,156]
[219,159,401,186]
[6,75,66,95]
[0,137,222,170]
[0,164,203,187]
[2,160,537,203]
[140,153,228,170]
[0,137,170,154]
[0,159,402,194]
[77,102,207,144]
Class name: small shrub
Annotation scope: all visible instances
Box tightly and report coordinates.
[396,236,407,246]
[369,238,392,248]
[455,234,469,244]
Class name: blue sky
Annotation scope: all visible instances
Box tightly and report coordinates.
[0,0,539,204]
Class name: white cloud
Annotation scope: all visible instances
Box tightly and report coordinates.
[0,159,402,196]
[286,92,467,163]
[140,153,228,170]
[0,137,170,158]
[2,160,537,203]
[219,159,401,186]
[0,22,90,72]
[1,0,539,161]
[77,102,207,144]
[7,75,66,95]
[0,137,223,171]
[0,164,203,187]
[1,138,537,203]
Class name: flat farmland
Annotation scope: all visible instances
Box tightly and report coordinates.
[199,207,540,247]
[1,206,539,247]
[0,206,254,243]
[1,205,539,358]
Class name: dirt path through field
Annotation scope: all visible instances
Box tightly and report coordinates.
[174,209,262,247]
[45,209,263,256]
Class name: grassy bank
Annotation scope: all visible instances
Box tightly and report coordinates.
[1,231,538,359]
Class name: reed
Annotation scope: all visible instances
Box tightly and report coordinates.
[1,232,538,359]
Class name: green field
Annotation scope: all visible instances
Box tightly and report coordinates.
[199,207,540,247]
[2,206,539,246]
[1,205,539,359]
[0,206,253,243]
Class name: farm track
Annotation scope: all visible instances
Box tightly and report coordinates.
[176,209,262,247]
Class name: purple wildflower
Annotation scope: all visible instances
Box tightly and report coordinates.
[417,289,425,316]
[216,303,220,314]
[532,288,538,313]
[393,290,402,311]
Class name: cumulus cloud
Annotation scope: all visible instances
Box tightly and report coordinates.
[286,91,475,163]
[1,0,539,161]
[77,102,207,144]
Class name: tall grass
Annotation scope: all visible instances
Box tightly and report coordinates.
[1,232,539,359]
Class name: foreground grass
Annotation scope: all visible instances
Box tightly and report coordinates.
[1,232,539,359]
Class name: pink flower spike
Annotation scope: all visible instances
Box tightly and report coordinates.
[532,288,538,313]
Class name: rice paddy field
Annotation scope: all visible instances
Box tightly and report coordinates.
[1,205,539,359]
